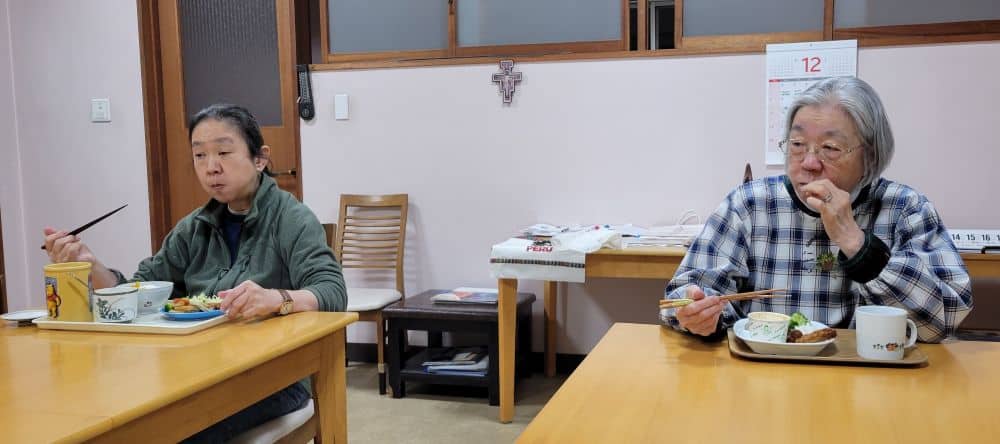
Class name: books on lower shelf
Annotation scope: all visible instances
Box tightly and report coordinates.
[422,347,488,376]
[421,347,486,366]
[430,287,498,305]
[426,357,489,376]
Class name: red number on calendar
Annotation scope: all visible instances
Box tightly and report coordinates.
[801,57,822,73]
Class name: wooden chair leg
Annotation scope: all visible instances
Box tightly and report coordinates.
[376,311,387,395]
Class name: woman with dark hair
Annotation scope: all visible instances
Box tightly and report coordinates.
[43,104,346,441]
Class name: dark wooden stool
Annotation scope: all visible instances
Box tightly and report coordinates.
[384,289,535,405]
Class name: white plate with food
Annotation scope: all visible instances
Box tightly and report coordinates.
[733,318,837,356]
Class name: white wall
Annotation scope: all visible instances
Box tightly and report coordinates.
[0,0,30,309]
[302,42,1000,353]
[0,0,150,311]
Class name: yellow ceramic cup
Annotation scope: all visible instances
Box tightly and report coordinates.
[44,262,93,322]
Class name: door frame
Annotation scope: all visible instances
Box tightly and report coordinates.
[136,0,305,253]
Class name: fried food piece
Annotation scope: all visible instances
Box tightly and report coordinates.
[792,328,837,343]
[786,329,803,342]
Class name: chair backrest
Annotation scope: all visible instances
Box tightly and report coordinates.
[958,277,1000,333]
[334,194,408,295]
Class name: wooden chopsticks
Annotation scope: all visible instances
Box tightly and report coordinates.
[40,204,128,250]
[658,288,788,309]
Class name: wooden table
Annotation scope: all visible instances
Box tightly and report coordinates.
[0,311,357,443]
[496,247,1000,423]
[518,322,1000,443]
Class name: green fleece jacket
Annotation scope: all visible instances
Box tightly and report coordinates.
[116,175,346,311]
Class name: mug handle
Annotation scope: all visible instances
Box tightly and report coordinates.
[905,319,918,348]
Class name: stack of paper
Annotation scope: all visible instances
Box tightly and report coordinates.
[621,224,704,248]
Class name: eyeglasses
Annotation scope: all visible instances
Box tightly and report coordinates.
[778,139,863,163]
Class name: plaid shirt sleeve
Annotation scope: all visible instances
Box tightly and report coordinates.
[661,187,751,334]
[859,197,972,342]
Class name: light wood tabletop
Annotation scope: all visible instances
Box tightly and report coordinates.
[518,322,1000,443]
[497,247,1000,423]
[0,311,357,443]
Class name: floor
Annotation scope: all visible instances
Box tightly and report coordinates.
[345,362,566,443]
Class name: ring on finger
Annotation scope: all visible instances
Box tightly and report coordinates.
[823,193,834,203]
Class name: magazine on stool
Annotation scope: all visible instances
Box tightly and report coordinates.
[430,287,498,305]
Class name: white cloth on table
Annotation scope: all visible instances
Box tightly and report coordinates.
[553,227,621,252]
[490,229,620,283]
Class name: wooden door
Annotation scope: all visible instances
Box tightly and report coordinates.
[155,0,302,233]
[0,206,6,314]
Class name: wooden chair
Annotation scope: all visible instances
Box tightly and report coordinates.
[229,399,316,444]
[229,195,407,441]
[956,277,1000,341]
[335,194,408,394]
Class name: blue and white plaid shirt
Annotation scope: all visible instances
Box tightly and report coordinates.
[662,175,972,343]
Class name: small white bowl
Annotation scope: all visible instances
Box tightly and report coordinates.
[118,281,174,315]
[93,287,138,323]
[743,311,791,343]
[734,318,836,356]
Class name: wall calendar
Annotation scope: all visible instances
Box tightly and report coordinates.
[765,40,857,165]
[948,229,1000,251]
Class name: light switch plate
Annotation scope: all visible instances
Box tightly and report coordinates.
[334,94,349,120]
[91,98,111,122]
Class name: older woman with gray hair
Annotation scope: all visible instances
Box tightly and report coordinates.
[661,77,972,343]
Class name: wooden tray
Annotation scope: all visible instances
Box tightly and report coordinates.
[727,328,928,367]
[32,312,227,335]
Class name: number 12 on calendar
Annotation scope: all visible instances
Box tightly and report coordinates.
[801,56,822,73]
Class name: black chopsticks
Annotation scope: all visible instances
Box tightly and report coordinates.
[40,204,128,250]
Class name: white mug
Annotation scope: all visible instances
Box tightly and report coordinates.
[855,306,917,360]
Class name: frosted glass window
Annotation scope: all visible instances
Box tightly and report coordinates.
[836,0,1000,28]
[329,0,448,53]
[179,0,282,126]
[458,0,621,47]
[684,0,823,37]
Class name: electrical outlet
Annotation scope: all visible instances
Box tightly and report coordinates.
[91,98,111,123]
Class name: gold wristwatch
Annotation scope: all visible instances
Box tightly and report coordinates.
[277,289,294,315]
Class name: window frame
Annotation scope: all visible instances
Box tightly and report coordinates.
[319,0,629,64]
[312,0,1000,71]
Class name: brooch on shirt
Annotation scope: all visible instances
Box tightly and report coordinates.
[805,235,839,273]
[814,251,838,272]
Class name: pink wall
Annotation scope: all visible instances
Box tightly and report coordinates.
[0,0,151,311]
[302,42,1000,352]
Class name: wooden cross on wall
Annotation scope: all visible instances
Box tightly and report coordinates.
[492,60,522,105]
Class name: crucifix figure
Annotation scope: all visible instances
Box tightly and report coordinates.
[492,60,522,105]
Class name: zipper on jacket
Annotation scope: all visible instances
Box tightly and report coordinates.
[207,267,229,296]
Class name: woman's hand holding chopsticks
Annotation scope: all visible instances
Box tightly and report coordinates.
[668,286,725,336]
[42,227,120,289]
[661,288,788,336]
